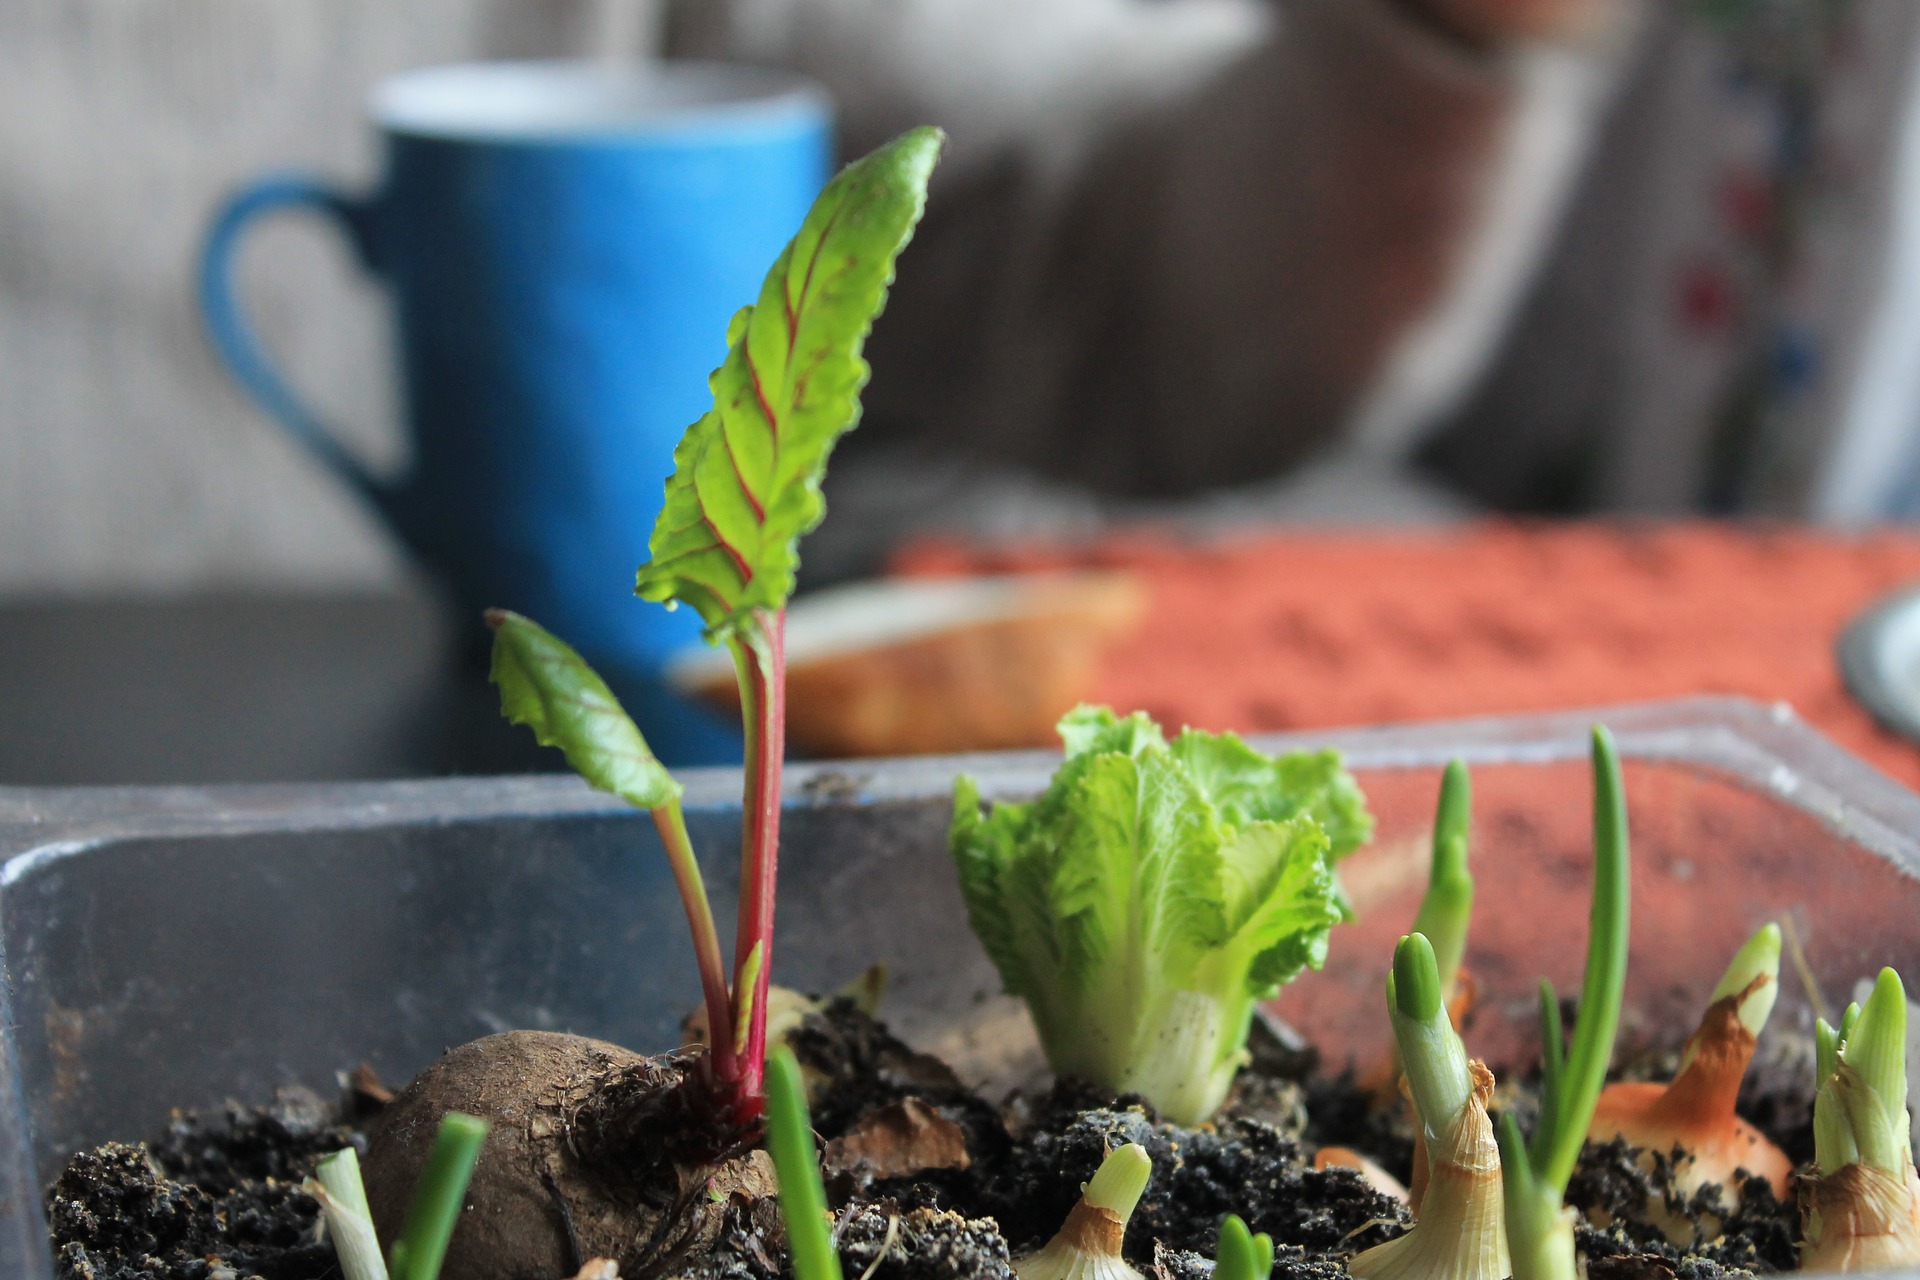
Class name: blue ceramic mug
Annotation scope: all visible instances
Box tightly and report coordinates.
[200,61,832,764]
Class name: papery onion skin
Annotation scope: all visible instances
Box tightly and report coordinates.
[1802,1160,1920,1273]
[1349,1062,1508,1280]
[1014,1203,1142,1280]
[1589,980,1792,1203]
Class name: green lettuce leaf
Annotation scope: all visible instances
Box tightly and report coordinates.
[1058,704,1165,759]
[948,705,1368,1124]
[1171,728,1374,859]
[1223,817,1340,991]
[949,776,1030,996]
[635,127,943,640]
[486,609,680,810]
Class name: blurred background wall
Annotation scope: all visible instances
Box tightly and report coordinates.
[10,0,1920,597]
[0,0,667,596]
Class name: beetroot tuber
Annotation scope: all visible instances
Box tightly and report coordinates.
[361,1032,771,1280]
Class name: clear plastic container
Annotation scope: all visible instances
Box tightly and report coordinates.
[1,695,1915,1279]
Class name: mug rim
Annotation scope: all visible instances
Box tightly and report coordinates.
[371,59,830,145]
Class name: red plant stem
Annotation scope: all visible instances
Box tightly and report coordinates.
[651,801,736,1080]
[730,610,787,1114]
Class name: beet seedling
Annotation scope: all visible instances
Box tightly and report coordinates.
[368,125,939,1280]
[490,125,942,1123]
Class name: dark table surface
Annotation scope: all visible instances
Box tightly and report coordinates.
[0,588,566,786]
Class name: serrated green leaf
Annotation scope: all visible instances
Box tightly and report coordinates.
[1169,729,1372,860]
[1248,927,1332,995]
[1057,705,1120,756]
[1134,747,1229,950]
[1047,753,1141,980]
[1275,751,1375,859]
[1220,817,1338,987]
[949,776,1030,994]
[635,127,943,639]
[487,610,680,809]
[1058,704,1164,759]
[1229,819,1339,993]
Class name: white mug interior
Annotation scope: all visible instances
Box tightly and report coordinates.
[371,60,830,143]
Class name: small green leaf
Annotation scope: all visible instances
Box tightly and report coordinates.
[1252,1230,1274,1280]
[733,941,766,1049]
[1838,967,1910,1173]
[1410,760,1474,994]
[487,610,680,810]
[1816,1016,1842,1089]
[1520,725,1631,1199]
[635,128,944,640]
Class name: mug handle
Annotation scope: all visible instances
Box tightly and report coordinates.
[198,175,391,505]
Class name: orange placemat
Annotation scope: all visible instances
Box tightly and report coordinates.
[894,521,1920,789]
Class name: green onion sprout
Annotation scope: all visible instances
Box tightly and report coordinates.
[305,1147,389,1280]
[1215,1213,1274,1280]
[388,1112,489,1280]
[1015,1142,1154,1280]
[767,1046,844,1280]
[1349,933,1508,1280]
[1587,922,1790,1214]
[1410,759,1474,1005]
[1802,967,1920,1271]
[1496,725,1630,1280]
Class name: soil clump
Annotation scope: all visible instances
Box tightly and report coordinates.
[47,1086,355,1280]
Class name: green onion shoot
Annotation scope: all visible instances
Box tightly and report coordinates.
[1802,968,1920,1271]
[1410,759,1474,1008]
[305,1147,389,1280]
[1496,725,1631,1280]
[1014,1142,1154,1280]
[386,1112,488,1280]
[1349,933,1508,1280]
[767,1046,843,1280]
[1215,1213,1274,1280]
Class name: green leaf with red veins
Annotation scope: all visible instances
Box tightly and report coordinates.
[635,127,943,641]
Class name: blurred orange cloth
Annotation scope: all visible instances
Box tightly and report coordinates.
[893,521,1920,789]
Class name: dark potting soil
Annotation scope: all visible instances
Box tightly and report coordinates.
[46,1088,358,1280]
[46,999,1804,1280]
